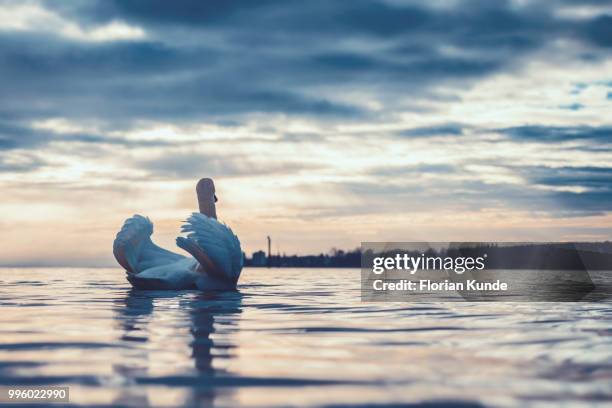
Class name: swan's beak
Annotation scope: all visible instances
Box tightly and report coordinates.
[214,194,218,203]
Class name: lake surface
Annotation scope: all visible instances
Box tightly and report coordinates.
[0,267,611,407]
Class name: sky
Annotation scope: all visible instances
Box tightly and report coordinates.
[0,0,611,266]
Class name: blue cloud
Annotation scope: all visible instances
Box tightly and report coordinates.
[0,121,173,151]
[527,166,612,189]
[570,83,588,94]
[513,165,612,214]
[498,125,612,143]
[559,103,585,111]
[583,15,612,48]
[400,124,464,138]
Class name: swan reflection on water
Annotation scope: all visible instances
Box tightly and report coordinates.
[113,289,243,407]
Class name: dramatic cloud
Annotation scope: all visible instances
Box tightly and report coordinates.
[0,120,174,151]
[399,124,465,138]
[498,125,612,143]
[2,0,611,125]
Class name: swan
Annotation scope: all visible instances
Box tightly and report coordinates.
[113,178,243,290]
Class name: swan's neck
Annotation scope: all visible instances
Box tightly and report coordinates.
[197,192,217,219]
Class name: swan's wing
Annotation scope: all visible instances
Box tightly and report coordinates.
[113,215,185,274]
[177,213,243,283]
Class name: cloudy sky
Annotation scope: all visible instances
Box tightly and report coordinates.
[1,0,611,266]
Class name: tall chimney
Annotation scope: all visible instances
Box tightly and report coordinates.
[267,236,271,268]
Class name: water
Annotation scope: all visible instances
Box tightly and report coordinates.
[0,267,611,407]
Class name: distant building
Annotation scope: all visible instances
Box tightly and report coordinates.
[251,250,267,266]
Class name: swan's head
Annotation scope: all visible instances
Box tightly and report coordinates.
[196,178,217,219]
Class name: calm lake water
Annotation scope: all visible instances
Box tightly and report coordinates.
[0,267,611,407]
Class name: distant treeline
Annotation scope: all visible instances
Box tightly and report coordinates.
[244,248,361,268]
[245,242,612,270]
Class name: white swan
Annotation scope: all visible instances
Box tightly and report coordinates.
[113,178,243,290]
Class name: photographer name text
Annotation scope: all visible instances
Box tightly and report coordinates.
[372,279,508,292]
